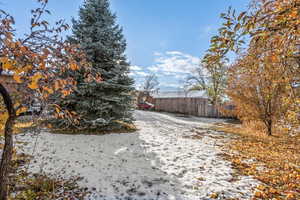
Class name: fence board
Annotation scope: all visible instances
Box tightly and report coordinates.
[154,97,225,118]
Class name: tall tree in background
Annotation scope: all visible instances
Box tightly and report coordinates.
[186,60,227,106]
[53,0,134,131]
[142,74,159,93]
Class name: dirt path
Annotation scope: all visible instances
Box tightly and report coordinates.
[18,111,259,199]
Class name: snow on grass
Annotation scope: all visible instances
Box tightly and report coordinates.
[14,111,259,199]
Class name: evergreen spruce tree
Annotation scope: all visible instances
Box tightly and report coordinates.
[52,0,135,131]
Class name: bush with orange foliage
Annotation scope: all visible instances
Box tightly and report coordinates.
[207,0,300,135]
[0,0,97,199]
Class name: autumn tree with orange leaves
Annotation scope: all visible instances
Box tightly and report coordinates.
[0,0,99,199]
[206,0,300,135]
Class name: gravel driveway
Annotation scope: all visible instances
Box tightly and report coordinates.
[17,110,259,200]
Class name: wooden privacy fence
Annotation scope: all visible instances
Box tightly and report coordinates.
[154,97,225,118]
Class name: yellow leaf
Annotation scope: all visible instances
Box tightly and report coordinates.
[16,107,28,116]
[55,107,60,113]
[62,89,70,97]
[254,191,262,198]
[14,102,20,108]
[70,63,79,71]
[209,193,218,199]
[290,10,298,18]
[23,65,32,72]
[269,188,277,194]
[28,82,38,90]
[3,62,13,70]
[43,86,54,94]
[32,72,43,82]
[13,74,23,83]
[286,193,295,199]
[257,185,266,191]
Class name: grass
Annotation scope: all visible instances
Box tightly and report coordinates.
[10,172,88,200]
[214,123,300,200]
[51,127,137,135]
[49,120,138,135]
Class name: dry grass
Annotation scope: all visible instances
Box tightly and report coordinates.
[8,154,89,200]
[10,173,88,200]
[215,123,300,200]
[50,120,137,135]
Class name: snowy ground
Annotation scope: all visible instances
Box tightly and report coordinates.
[15,110,259,200]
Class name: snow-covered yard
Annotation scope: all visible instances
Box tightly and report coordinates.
[15,110,259,199]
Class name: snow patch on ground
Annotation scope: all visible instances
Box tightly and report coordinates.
[14,111,259,199]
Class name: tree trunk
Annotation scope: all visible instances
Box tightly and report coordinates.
[0,83,16,200]
[265,119,272,136]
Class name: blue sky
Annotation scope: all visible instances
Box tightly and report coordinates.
[1,0,249,91]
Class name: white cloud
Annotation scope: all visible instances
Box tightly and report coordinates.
[158,82,187,90]
[149,51,200,74]
[131,51,205,91]
[130,65,142,71]
[165,51,183,56]
[160,82,180,88]
[174,73,187,79]
[129,65,149,78]
[135,71,149,77]
[148,66,160,72]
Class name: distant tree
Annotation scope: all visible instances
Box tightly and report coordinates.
[186,60,227,105]
[52,0,135,131]
[142,74,159,93]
